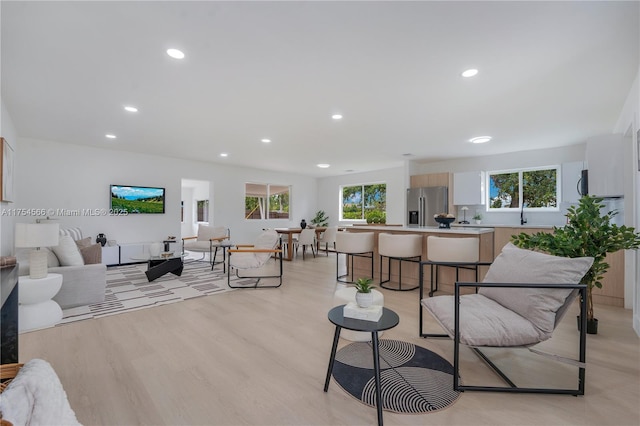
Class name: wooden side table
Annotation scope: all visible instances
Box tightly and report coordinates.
[18,273,63,332]
[324,305,399,426]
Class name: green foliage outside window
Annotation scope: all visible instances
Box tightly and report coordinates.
[342,183,386,220]
[489,167,557,210]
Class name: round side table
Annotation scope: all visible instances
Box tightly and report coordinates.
[333,286,384,341]
[18,273,63,332]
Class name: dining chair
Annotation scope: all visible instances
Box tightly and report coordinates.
[295,228,317,259]
[317,226,338,256]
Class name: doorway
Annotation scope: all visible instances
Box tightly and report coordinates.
[181,179,211,239]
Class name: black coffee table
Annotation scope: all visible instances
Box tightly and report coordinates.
[131,254,185,282]
[324,305,399,426]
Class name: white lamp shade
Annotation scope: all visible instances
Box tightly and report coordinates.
[15,223,60,248]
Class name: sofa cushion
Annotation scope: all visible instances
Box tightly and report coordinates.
[479,243,593,334]
[52,235,85,267]
[74,237,93,249]
[59,227,83,241]
[79,243,102,265]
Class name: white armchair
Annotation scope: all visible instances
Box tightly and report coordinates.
[182,225,230,269]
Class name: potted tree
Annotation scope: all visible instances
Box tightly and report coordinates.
[353,277,376,308]
[511,195,640,334]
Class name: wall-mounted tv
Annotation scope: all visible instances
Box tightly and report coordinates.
[110,185,165,214]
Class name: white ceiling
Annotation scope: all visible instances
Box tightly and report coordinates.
[2,1,638,178]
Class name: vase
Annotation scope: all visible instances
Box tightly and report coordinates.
[475,220,482,224]
[300,219,307,229]
[355,292,373,308]
[96,233,107,247]
[149,242,162,257]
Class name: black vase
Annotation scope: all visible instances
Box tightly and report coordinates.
[96,233,107,247]
[300,219,307,229]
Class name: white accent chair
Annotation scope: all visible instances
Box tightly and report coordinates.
[420,243,593,395]
[295,228,317,259]
[182,225,230,269]
[335,232,374,283]
[378,233,423,291]
[317,226,338,255]
[227,230,283,288]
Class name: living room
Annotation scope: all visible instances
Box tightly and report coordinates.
[1,1,640,425]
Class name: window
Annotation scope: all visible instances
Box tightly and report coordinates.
[488,167,558,210]
[245,183,290,220]
[196,199,209,222]
[340,183,386,221]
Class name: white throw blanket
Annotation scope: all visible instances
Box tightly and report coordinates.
[0,359,81,425]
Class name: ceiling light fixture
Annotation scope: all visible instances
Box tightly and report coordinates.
[261,138,271,143]
[331,114,343,120]
[462,68,478,78]
[166,48,185,59]
[469,136,492,144]
[317,163,330,168]
[219,153,228,157]
[124,106,138,112]
[105,134,116,139]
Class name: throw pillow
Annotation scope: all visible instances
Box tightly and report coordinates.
[52,235,85,267]
[79,243,102,265]
[74,237,92,249]
[479,243,593,334]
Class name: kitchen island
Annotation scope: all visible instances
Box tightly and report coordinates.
[344,225,494,293]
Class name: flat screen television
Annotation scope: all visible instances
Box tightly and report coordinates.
[110,185,165,214]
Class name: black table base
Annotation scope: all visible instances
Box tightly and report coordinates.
[145,257,183,282]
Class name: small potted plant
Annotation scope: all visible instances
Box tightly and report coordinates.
[473,213,483,224]
[311,210,329,227]
[353,277,376,308]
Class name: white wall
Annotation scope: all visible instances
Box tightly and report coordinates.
[614,67,640,333]
[410,144,586,227]
[13,138,317,249]
[0,99,18,256]
[317,167,405,226]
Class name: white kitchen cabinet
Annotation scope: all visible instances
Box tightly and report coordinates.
[453,171,485,205]
[585,134,624,197]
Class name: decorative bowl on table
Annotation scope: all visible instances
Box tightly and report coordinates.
[434,216,456,229]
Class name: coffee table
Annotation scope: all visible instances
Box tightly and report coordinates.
[132,253,185,282]
[324,305,399,426]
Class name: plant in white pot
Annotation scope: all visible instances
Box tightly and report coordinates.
[473,213,482,224]
[511,195,640,334]
[353,277,376,308]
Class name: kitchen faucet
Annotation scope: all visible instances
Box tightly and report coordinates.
[520,202,527,225]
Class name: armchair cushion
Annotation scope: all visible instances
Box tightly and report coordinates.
[478,243,593,334]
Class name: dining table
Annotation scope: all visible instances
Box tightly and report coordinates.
[274,227,326,261]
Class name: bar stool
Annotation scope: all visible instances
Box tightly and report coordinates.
[422,236,484,297]
[378,233,422,291]
[335,232,374,283]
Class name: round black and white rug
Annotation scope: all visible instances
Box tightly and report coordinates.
[332,339,460,414]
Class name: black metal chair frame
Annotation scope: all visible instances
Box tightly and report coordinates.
[419,259,492,297]
[227,240,283,289]
[379,254,421,291]
[336,250,373,284]
[420,280,588,395]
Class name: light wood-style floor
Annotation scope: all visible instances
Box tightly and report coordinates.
[19,254,640,425]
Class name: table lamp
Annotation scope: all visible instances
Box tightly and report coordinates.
[460,206,470,224]
[15,222,60,279]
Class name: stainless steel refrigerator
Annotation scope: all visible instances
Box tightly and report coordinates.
[407,186,448,227]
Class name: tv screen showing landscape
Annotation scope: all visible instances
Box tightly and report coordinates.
[110,185,165,214]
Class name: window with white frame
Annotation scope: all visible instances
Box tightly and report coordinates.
[488,166,559,210]
[196,199,209,222]
[340,183,387,221]
[245,183,290,220]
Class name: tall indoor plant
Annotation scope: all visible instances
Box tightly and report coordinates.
[511,195,640,334]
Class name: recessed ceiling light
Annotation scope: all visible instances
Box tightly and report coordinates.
[469,136,492,144]
[261,138,271,143]
[219,153,228,157]
[166,48,185,59]
[332,114,343,120]
[124,106,138,112]
[317,163,330,168]
[462,69,478,78]
[105,134,116,139]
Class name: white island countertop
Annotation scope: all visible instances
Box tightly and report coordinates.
[451,223,555,230]
[350,225,494,235]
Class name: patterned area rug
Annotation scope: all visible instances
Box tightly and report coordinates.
[60,261,236,325]
[332,339,460,414]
